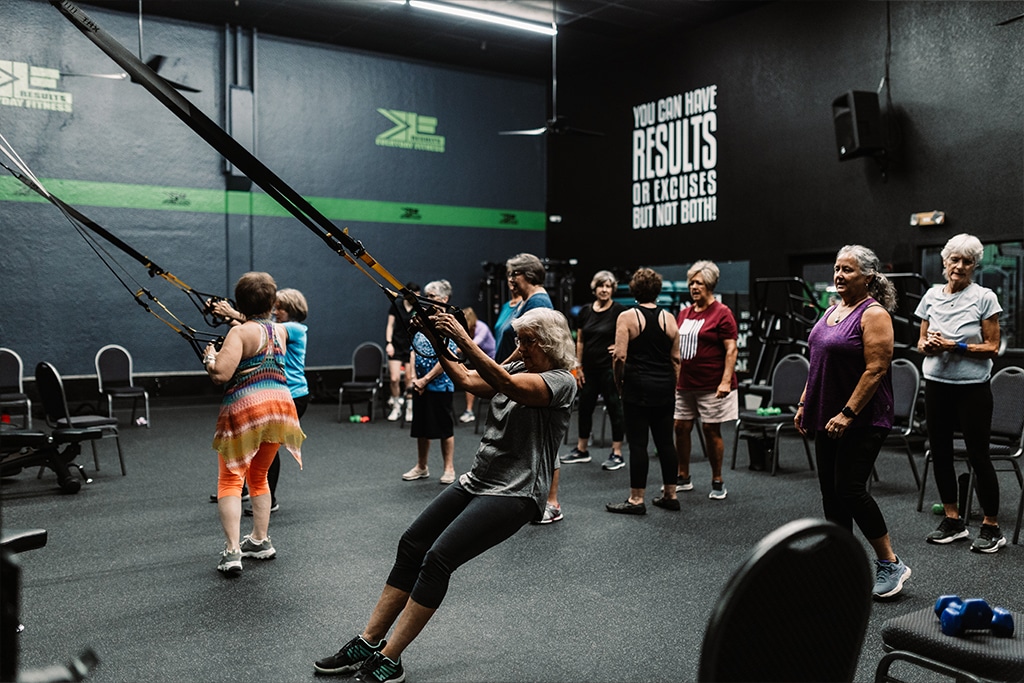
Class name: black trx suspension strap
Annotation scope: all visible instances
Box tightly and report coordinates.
[0,138,229,361]
[49,0,466,359]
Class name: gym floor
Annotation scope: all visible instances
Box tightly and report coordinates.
[3,400,1021,682]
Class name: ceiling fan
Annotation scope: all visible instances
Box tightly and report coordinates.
[60,0,199,92]
[499,3,602,137]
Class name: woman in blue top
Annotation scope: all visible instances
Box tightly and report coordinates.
[796,245,910,600]
[916,233,1005,553]
[263,288,309,513]
[314,307,577,682]
[402,280,459,485]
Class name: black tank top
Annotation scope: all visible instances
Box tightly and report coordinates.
[622,306,675,406]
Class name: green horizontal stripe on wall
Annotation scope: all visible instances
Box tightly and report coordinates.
[0,177,546,231]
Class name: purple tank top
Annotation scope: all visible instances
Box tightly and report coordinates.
[803,298,893,431]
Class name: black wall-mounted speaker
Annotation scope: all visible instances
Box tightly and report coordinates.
[832,90,885,161]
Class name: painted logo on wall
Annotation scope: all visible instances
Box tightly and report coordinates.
[630,85,717,229]
[0,61,73,113]
[376,109,445,153]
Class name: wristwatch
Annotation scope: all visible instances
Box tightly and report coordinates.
[841,406,857,419]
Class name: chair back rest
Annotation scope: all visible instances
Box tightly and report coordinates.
[351,343,385,382]
[34,362,72,427]
[890,358,921,424]
[769,353,809,407]
[989,366,1024,442]
[95,344,134,391]
[0,347,25,393]
[698,518,872,682]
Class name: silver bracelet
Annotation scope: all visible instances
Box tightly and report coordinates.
[204,356,216,365]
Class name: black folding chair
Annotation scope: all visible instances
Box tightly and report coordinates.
[95,344,150,427]
[35,362,125,475]
[338,342,385,422]
[700,518,873,682]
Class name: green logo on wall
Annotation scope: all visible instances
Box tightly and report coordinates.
[376,109,445,153]
[0,60,73,113]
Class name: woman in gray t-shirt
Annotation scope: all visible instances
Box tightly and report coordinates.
[314,307,577,681]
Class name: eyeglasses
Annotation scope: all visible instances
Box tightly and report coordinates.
[507,271,522,280]
[946,256,975,266]
[515,335,539,349]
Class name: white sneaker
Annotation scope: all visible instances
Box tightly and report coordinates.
[402,466,429,481]
[405,400,413,423]
[459,410,475,423]
[387,398,403,422]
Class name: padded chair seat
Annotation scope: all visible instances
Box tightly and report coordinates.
[0,391,29,402]
[103,386,147,398]
[880,606,1024,682]
[0,528,48,554]
[734,410,794,427]
[342,381,381,392]
[57,415,118,430]
[0,430,50,451]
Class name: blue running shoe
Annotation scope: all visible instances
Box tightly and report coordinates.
[872,557,911,600]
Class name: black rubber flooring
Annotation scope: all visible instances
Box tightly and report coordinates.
[3,400,1022,682]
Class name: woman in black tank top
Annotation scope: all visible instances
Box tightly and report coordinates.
[607,268,681,515]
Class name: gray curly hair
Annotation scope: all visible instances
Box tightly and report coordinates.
[836,245,897,312]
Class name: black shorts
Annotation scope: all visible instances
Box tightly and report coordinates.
[410,391,455,439]
[388,339,412,361]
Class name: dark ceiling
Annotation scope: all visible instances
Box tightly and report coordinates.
[81,0,766,81]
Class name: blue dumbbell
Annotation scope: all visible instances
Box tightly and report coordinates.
[991,607,1016,637]
[935,595,1016,637]
[934,594,961,618]
[941,598,994,637]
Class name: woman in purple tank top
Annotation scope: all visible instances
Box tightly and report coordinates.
[796,245,911,601]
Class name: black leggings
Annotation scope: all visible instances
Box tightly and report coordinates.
[577,366,625,443]
[387,483,536,609]
[267,393,309,503]
[924,380,999,517]
[814,427,890,540]
[624,401,678,490]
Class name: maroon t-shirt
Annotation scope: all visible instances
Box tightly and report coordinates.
[675,300,739,391]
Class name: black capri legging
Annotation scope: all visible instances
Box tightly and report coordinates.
[924,379,999,517]
[577,366,625,443]
[815,427,890,540]
[386,483,536,609]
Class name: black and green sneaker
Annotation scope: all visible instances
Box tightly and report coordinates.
[354,651,405,682]
[314,635,384,675]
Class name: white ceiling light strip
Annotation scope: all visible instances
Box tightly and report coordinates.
[407,0,557,36]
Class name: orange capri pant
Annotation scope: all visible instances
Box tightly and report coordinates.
[217,442,279,499]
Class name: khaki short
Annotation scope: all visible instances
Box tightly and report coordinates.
[674,389,739,423]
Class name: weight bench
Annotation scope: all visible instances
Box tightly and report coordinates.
[1,427,101,494]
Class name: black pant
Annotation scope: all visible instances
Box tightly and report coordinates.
[624,401,678,490]
[814,427,889,540]
[577,366,625,443]
[387,483,536,609]
[924,379,999,517]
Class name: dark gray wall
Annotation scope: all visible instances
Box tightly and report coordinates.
[549,1,1024,289]
[1,0,546,376]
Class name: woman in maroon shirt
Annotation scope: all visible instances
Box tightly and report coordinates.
[673,260,739,500]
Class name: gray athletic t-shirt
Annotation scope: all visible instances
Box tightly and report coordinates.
[914,282,1002,384]
[459,361,576,517]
